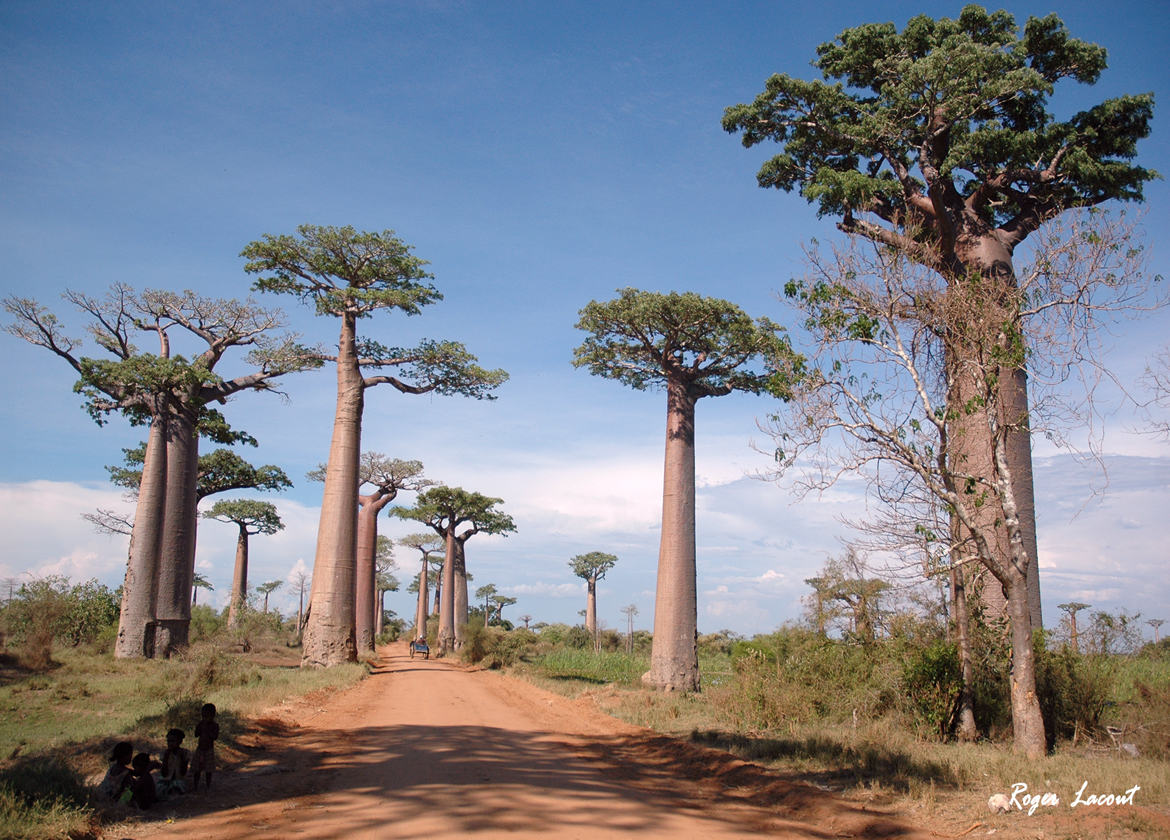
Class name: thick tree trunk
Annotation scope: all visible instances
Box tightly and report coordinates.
[1006,575,1047,758]
[643,379,700,692]
[437,530,456,653]
[152,411,199,657]
[355,501,378,654]
[585,579,597,635]
[374,590,384,637]
[115,416,166,659]
[453,539,468,649]
[414,557,429,640]
[432,569,441,616]
[950,564,978,741]
[950,237,1042,631]
[226,525,249,629]
[302,313,363,667]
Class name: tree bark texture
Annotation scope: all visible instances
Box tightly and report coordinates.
[152,411,199,657]
[115,417,166,659]
[950,565,978,741]
[226,525,249,629]
[414,556,429,640]
[453,540,469,649]
[948,238,1042,631]
[585,579,597,636]
[354,501,379,654]
[643,379,700,692]
[302,313,363,667]
[437,531,456,653]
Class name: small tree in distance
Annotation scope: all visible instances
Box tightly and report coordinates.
[568,552,618,642]
[204,499,284,628]
[573,288,801,691]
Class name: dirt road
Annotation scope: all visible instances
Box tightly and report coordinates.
[129,644,935,839]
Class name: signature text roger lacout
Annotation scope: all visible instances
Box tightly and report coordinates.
[1010,781,1140,815]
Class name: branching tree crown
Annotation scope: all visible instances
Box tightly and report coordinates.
[723,5,1156,265]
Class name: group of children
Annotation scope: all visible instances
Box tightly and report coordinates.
[98,702,220,810]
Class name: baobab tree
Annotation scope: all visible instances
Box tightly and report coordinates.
[401,532,443,640]
[489,595,517,625]
[394,486,516,654]
[621,604,638,654]
[374,536,399,638]
[573,288,800,691]
[309,454,429,653]
[1058,602,1092,653]
[475,584,498,621]
[4,286,312,658]
[568,552,618,642]
[724,6,1157,630]
[256,580,282,614]
[243,225,507,667]
[202,499,284,628]
[291,570,310,638]
[518,614,532,630]
[1149,619,1166,645]
[191,573,213,606]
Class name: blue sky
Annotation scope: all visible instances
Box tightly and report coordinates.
[2,1,1167,638]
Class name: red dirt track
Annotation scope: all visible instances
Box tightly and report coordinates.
[125,644,942,839]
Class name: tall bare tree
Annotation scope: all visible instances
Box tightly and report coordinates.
[724,6,1157,629]
[573,288,800,691]
[243,225,507,667]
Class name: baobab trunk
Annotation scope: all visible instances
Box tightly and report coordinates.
[115,416,166,659]
[302,313,363,667]
[643,380,700,692]
[585,578,598,636]
[226,524,249,629]
[950,238,1042,631]
[414,556,429,640]
[437,531,456,653]
[453,540,469,649]
[950,563,977,741]
[355,502,378,654]
[1006,575,1046,758]
[152,412,199,657]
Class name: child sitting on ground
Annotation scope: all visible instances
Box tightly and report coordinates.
[128,752,158,810]
[158,728,190,797]
[98,741,133,803]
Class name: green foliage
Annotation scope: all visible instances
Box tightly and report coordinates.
[203,498,284,534]
[568,551,618,584]
[901,640,962,739]
[533,648,647,686]
[393,485,517,541]
[189,603,225,642]
[1034,640,1115,748]
[0,577,118,666]
[0,756,94,840]
[723,6,1155,225]
[243,224,508,398]
[572,288,801,398]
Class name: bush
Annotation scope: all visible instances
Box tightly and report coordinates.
[1034,638,1115,748]
[901,639,961,739]
[0,755,95,840]
[0,576,118,669]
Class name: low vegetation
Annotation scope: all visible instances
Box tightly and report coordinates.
[0,578,369,840]
[475,619,1170,814]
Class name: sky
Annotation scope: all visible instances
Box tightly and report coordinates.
[1,0,1167,639]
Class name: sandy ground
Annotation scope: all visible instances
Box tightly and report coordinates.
[114,643,945,839]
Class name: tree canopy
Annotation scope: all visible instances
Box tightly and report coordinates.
[573,288,798,398]
[723,5,1156,267]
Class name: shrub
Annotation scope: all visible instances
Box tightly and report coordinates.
[1034,638,1115,747]
[901,639,961,739]
[0,755,94,840]
[0,576,118,669]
